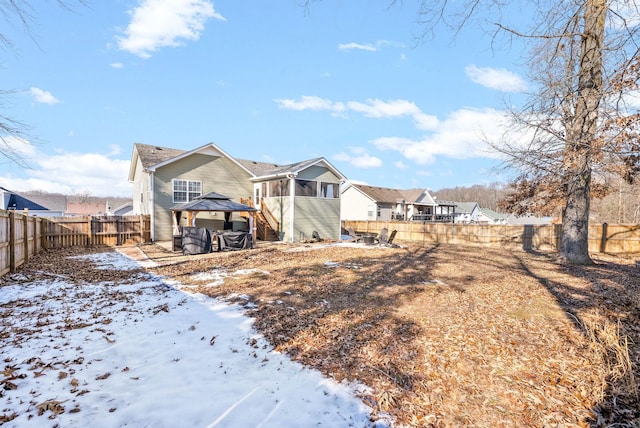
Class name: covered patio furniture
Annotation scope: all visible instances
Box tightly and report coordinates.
[171,192,257,252]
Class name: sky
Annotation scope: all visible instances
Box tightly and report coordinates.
[0,246,391,427]
[0,0,533,198]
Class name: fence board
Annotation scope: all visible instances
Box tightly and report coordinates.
[0,212,151,274]
[344,220,640,254]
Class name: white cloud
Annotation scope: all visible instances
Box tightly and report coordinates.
[29,87,60,105]
[0,136,38,160]
[117,0,224,59]
[278,95,532,166]
[338,42,376,51]
[338,40,404,52]
[275,95,338,111]
[394,161,408,169]
[608,1,640,30]
[465,65,527,92]
[620,89,640,110]
[0,142,132,197]
[371,108,511,164]
[110,62,124,69]
[277,96,438,130]
[333,147,382,168]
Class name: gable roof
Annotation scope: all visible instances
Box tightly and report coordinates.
[479,207,508,220]
[129,143,345,183]
[134,144,186,169]
[248,157,345,181]
[0,187,50,211]
[454,202,479,214]
[130,142,256,179]
[19,193,68,211]
[348,183,435,205]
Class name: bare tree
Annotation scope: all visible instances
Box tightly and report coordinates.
[307,0,640,264]
[0,1,84,165]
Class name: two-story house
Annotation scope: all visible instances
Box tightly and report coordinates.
[128,142,345,242]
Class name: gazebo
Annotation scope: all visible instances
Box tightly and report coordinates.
[171,192,258,243]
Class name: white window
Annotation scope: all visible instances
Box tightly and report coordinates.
[173,179,202,203]
[320,182,339,198]
[295,179,317,197]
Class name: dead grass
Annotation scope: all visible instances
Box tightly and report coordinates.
[12,241,639,427]
[134,241,640,427]
[140,244,640,427]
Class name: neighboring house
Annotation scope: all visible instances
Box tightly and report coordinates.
[111,202,134,216]
[477,207,509,224]
[340,183,456,222]
[452,201,480,224]
[0,187,64,217]
[128,142,345,242]
[20,193,68,214]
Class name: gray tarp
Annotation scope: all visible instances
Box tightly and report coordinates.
[217,231,253,251]
[181,227,212,255]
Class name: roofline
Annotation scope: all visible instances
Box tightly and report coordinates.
[341,182,376,203]
[251,157,346,182]
[146,142,257,177]
[127,144,140,182]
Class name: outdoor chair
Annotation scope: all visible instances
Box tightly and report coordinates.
[347,227,363,242]
[387,230,397,246]
[377,228,389,245]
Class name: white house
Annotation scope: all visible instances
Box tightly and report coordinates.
[453,202,480,224]
[477,207,509,224]
[340,183,456,222]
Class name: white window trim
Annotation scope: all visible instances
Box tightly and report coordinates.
[172,179,202,203]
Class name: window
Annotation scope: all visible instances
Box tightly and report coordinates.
[295,179,317,197]
[173,179,201,203]
[269,179,290,197]
[320,182,339,198]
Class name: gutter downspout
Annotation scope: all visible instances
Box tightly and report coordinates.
[150,171,155,242]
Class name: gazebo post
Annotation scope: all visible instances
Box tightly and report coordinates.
[249,213,255,246]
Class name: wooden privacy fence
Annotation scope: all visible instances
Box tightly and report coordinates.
[343,220,640,254]
[0,212,151,276]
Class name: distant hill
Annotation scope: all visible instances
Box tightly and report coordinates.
[20,191,132,216]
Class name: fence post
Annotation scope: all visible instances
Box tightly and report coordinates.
[8,211,15,273]
[88,216,93,247]
[23,212,29,264]
[599,222,608,253]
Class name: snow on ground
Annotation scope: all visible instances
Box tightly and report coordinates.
[0,249,389,427]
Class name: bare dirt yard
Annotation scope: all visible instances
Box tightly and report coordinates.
[134,240,640,427]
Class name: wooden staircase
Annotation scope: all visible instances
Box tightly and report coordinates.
[241,198,280,241]
[255,210,279,241]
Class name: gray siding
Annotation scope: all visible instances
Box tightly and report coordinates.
[131,156,150,215]
[293,166,342,241]
[153,153,253,241]
[263,196,291,241]
[294,197,341,241]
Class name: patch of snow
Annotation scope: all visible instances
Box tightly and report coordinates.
[0,250,388,427]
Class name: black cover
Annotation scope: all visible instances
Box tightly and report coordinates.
[217,231,252,251]
[181,227,212,255]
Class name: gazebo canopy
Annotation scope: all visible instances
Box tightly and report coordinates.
[171,192,257,213]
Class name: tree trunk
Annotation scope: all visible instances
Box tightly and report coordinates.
[560,0,606,264]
